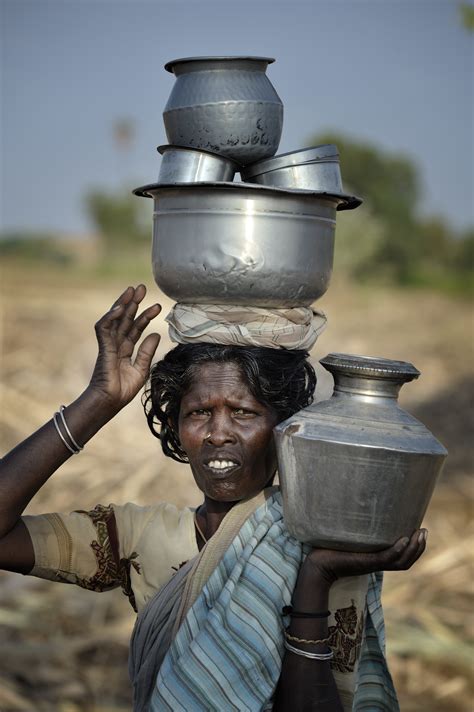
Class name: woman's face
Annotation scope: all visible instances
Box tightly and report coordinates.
[178,362,279,503]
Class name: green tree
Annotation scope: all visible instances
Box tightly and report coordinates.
[308,131,422,282]
[453,227,474,275]
[332,206,387,279]
[414,217,473,291]
[460,2,474,32]
[85,188,151,250]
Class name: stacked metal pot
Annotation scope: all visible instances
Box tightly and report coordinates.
[134,56,360,308]
[135,56,447,551]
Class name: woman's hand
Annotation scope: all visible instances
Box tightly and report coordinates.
[304,528,427,588]
[0,285,161,550]
[88,285,161,413]
[290,529,427,617]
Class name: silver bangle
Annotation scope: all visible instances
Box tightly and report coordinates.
[53,412,77,454]
[53,408,82,455]
[284,639,334,661]
[59,405,83,452]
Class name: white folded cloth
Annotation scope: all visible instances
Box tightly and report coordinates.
[165,303,327,351]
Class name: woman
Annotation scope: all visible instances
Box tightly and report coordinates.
[0,285,426,711]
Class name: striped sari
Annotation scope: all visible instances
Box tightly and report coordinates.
[130,489,399,711]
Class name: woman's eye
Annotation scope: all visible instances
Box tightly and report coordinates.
[190,409,210,417]
[233,408,255,417]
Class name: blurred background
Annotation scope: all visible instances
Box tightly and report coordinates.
[1,0,473,710]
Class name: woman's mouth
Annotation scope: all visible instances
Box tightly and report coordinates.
[204,459,240,476]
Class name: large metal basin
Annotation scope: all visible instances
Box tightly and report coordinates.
[133,182,360,307]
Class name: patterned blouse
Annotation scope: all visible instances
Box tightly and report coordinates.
[22,502,199,612]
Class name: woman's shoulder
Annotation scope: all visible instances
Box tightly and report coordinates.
[110,500,194,532]
[111,500,196,559]
[113,501,198,609]
[23,500,196,554]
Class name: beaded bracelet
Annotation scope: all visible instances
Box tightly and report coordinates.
[284,630,331,646]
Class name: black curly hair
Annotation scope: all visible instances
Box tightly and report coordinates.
[142,343,316,463]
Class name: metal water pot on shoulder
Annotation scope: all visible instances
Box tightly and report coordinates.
[274,353,448,552]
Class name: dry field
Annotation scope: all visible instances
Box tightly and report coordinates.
[0,261,472,711]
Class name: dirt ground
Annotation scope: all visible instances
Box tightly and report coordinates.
[0,262,472,711]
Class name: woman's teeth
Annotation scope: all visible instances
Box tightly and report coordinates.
[208,460,238,470]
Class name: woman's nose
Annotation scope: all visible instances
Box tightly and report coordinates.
[205,414,236,445]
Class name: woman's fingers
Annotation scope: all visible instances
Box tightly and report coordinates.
[126,303,162,346]
[377,529,427,571]
[307,528,428,582]
[115,284,148,340]
[96,286,136,336]
[392,529,427,569]
[133,333,161,377]
[96,287,161,378]
[95,305,123,351]
[115,284,144,335]
[111,285,135,310]
[96,285,152,345]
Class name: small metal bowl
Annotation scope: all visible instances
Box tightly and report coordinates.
[157,145,240,183]
[241,144,343,193]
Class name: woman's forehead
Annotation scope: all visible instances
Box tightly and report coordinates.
[183,362,255,402]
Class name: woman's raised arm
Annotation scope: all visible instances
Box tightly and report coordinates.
[0,285,161,572]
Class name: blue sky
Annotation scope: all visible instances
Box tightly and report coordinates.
[1,0,473,235]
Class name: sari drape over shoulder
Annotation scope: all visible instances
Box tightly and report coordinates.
[129,489,399,712]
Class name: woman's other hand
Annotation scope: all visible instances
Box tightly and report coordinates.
[304,528,427,587]
[88,285,161,413]
[289,529,427,640]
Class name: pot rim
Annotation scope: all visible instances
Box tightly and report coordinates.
[241,145,339,177]
[157,144,242,169]
[132,180,362,211]
[164,56,275,73]
[320,353,420,381]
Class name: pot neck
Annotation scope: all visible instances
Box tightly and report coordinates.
[332,374,403,404]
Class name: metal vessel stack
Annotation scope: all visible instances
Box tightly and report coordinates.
[135,56,447,551]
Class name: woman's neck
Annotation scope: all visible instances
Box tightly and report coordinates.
[198,478,277,542]
[199,497,236,540]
